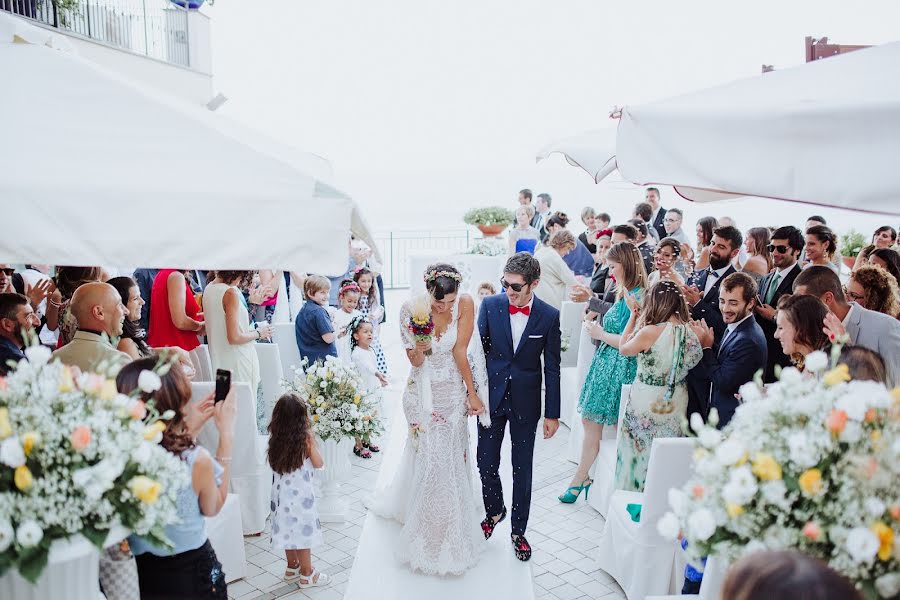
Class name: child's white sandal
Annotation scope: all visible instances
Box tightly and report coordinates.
[283,565,303,582]
[298,568,331,588]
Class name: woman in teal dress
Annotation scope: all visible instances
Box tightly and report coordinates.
[614,280,702,492]
[560,241,648,503]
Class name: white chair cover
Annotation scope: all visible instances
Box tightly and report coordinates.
[189,345,213,382]
[585,384,629,518]
[564,327,602,443]
[190,381,271,535]
[255,343,285,431]
[559,301,586,368]
[205,493,246,582]
[272,322,303,381]
[596,437,695,599]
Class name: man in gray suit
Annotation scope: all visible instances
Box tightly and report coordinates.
[793,266,900,387]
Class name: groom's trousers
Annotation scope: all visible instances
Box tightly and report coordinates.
[477,399,538,537]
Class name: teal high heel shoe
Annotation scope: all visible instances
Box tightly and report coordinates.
[558,478,593,504]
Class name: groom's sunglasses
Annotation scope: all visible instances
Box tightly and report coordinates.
[767,244,791,254]
[500,278,528,292]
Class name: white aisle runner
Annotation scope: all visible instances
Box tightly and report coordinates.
[343,390,535,600]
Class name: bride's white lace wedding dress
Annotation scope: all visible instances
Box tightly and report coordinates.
[370,295,487,576]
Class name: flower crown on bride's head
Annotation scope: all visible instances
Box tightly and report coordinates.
[424,269,462,284]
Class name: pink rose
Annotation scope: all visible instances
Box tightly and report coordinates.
[71,426,92,451]
[802,521,821,541]
[128,400,147,421]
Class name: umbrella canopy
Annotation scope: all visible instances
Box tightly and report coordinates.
[0,12,377,273]
[616,42,900,216]
[535,129,617,183]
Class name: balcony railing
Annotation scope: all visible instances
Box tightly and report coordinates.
[1,0,192,67]
[374,230,473,289]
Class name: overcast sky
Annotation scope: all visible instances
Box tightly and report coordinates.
[210,1,900,232]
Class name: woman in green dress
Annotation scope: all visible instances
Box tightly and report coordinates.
[560,241,648,503]
[614,280,702,492]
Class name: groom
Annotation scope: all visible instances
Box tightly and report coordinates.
[477,252,561,561]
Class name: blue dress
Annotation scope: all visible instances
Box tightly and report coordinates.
[577,288,643,425]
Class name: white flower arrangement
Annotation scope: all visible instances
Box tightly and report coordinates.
[282,356,383,443]
[658,350,900,598]
[467,237,506,257]
[0,352,188,583]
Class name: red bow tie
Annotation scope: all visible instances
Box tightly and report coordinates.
[509,305,531,316]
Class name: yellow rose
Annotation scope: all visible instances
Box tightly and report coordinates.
[751,453,783,481]
[313,415,320,422]
[100,380,118,401]
[14,465,34,491]
[726,503,744,518]
[823,364,851,387]
[353,395,362,406]
[735,452,749,467]
[58,367,75,393]
[0,407,12,439]
[871,522,894,561]
[798,468,824,497]
[143,421,167,441]
[128,476,161,504]
[22,432,40,457]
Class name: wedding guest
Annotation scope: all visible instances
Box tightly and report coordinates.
[132,268,159,332]
[51,282,131,372]
[689,273,767,428]
[147,270,204,352]
[579,207,600,253]
[868,247,900,285]
[754,226,804,382]
[350,317,387,458]
[633,202,660,242]
[872,225,897,249]
[805,215,827,229]
[46,266,104,348]
[534,230,579,310]
[628,219,656,274]
[544,212,593,277]
[18,265,56,345]
[662,208,688,244]
[596,212,611,231]
[774,294,830,370]
[719,217,747,269]
[328,280,361,361]
[353,268,387,374]
[0,293,40,375]
[645,187,667,240]
[742,227,772,279]
[837,346,887,383]
[845,264,900,318]
[476,282,496,314]
[107,277,153,359]
[205,271,274,431]
[255,270,280,324]
[295,275,337,367]
[0,264,13,294]
[560,242,647,503]
[534,193,553,242]
[804,225,840,273]
[518,188,533,207]
[614,281,702,492]
[508,204,541,255]
[589,229,613,297]
[853,244,876,271]
[119,358,234,599]
[693,216,718,271]
[647,237,685,287]
[721,550,861,600]
[793,266,900,386]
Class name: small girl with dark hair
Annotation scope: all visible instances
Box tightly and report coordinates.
[329,280,361,361]
[267,393,329,588]
[350,314,387,457]
[353,267,388,375]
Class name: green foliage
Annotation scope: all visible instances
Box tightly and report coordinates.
[839,229,867,258]
[463,206,515,226]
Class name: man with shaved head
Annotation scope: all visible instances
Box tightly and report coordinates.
[52,282,131,372]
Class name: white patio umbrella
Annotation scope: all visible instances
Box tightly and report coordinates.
[0,11,378,273]
[535,128,617,183]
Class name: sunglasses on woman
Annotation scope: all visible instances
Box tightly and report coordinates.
[767,244,791,254]
[500,278,528,292]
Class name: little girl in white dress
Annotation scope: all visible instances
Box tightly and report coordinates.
[350,317,388,458]
[328,281,361,362]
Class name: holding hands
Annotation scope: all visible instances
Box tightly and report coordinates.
[466,391,485,417]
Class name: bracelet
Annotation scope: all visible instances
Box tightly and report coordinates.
[215,456,232,465]
[48,299,63,309]
[256,329,262,340]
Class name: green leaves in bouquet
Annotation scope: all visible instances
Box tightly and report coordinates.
[82,524,110,551]
[15,542,50,584]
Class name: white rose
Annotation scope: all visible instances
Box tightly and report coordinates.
[343,422,353,432]
[839,422,863,444]
[689,413,705,433]
[875,574,900,599]
[24,344,52,366]
[137,370,162,394]
[845,527,879,565]
[0,519,13,552]
[804,351,828,373]
[657,512,681,540]
[687,509,717,542]
[16,520,44,548]
[715,439,745,466]
[864,498,886,518]
[835,394,867,422]
[0,437,26,468]
[131,443,152,464]
[723,466,758,505]
[316,407,325,416]
[113,393,131,409]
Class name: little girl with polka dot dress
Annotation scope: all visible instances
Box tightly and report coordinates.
[267,393,331,589]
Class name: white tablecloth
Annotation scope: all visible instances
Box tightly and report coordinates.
[190,381,271,535]
[408,252,507,295]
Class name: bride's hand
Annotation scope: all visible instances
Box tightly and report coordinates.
[415,339,432,354]
[467,392,485,416]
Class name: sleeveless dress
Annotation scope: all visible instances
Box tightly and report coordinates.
[270,458,324,551]
[578,288,644,425]
[358,295,388,375]
[614,322,702,492]
[147,269,202,351]
[370,296,484,576]
[203,283,265,432]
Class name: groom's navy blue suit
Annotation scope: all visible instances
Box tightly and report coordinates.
[477,293,561,536]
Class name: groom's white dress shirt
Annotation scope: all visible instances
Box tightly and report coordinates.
[510,296,534,350]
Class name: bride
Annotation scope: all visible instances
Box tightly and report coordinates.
[371,263,489,576]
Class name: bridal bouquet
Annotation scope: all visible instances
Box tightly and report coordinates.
[0,348,187,583]
[657,351,900,598]
[406,294,435,356]
[284,356,382,444]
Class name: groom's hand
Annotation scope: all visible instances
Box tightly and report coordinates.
[543,418,559,439]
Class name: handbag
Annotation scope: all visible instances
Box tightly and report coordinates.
[99,542,140,600]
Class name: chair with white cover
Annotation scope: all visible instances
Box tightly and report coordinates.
[596,436,695,599]
[205,493,246,582]
[559,300,586,369]
[254,343,285,431]
[272,322,303,381]
[584,384,629,518]
[189,344,213,381]
[564,326,601,444]
[190,381,271,535]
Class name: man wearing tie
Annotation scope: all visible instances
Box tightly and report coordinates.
[690,272,767,428]
[682,226,742,421]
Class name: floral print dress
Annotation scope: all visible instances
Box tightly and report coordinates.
[614,322,702,492]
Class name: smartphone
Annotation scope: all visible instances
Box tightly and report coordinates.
[214,369,231,403]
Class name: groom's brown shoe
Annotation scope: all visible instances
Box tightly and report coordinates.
[511,534,532,561]
[480,507,507,540]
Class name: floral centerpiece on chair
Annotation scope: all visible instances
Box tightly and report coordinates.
[657,350,900,598]
[0,348,187,583]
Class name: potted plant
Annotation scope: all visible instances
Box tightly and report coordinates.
[840,229,867,270]
[463,206,515,237]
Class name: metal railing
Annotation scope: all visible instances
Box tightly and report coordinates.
[2,0,191,67]
[373,230,472,289]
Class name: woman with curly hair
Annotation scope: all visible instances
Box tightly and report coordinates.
[846,264,900,318]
